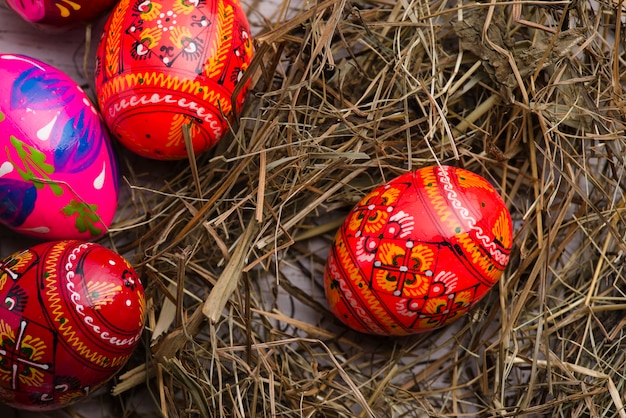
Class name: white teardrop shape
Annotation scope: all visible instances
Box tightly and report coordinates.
[36,113,58,141]
[0,161,13,177]
[93,162,106,190]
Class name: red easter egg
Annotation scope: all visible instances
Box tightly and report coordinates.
[5,0,116,29]
[94,0,254,160]
[0,240,145,410]
[324,165,513,336]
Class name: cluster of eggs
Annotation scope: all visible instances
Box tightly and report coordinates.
[0,0,515,412]
[1,0,255,240]
[0,0,255,410]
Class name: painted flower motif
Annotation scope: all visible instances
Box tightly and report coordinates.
[156,10,177,31]
[51,107,104,173]
[0,178,36,227]
[10,67,77,111]
[10,66,104,174]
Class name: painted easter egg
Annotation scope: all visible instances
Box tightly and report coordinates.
[5,0,116,29]
[94,0,254,160]
[324,165,513,336]
[0,54,119,240]
[0,240,145,410]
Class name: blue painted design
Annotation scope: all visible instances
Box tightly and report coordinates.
[0,178,37,227]
[10,67,76,111]
[10,64,105,174]
[52,107,103,173]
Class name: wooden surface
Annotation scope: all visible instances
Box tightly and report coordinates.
[0,5,94,82]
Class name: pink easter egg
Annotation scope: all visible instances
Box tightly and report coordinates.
[0,54,119,240]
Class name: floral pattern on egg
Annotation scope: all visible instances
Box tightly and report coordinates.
[9,63,104,173]
[0,240,145,411]
[94,0,254,159]
[0,54,119,240]
[324,166,514,336]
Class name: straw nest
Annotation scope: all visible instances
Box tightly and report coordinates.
[66,0,626,416]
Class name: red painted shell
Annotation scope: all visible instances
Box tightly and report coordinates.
[94,0,254,160]
[0,240,145,410]
[324,165,513,336]
[5,0,116,29]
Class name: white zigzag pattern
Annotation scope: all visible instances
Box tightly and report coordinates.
[437,167,510,266]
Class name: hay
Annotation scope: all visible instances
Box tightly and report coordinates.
[77,0,626,416]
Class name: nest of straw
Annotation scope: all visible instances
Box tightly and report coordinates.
[58,0,626,416]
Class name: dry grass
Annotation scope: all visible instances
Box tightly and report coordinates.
[69,0,626,416]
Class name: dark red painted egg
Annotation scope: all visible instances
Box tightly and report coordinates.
[324,165,513,336]
[0,240,145,410]
[94,0,254,160]
[5,0,116,29]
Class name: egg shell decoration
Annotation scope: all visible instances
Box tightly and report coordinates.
[5,0,117,29]
[0,240,145,410]
[0,54,119,240]
[94,0,254,160]
[324,165,514,336]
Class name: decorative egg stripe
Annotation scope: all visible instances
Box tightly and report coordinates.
[205,0,234,79]
[63,244,142,348]
[98,70,232,114]
[454,232,503,283]
[419,168,464,237]
[42,243,124,369]
[436,167,511,266]
[493,209,513,248]
[335,231,408,334]
[455,169,496,191]
[326,248,386,335]
[104,0,130,78]
[166,113,193,148]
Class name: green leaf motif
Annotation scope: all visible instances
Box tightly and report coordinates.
[7,135,63,196]
[61,200,102,237]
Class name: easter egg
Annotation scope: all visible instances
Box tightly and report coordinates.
[0,240,145,410]
[324,165,513,336]
[5,0,116,29]
[0,54,119,240]
[94,0,254,160]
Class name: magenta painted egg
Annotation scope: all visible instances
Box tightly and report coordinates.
[0,54,119,240]
[0,240,145,410]
[324,165,514,336]
[94,0,255,160]
[5,0,116,29]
